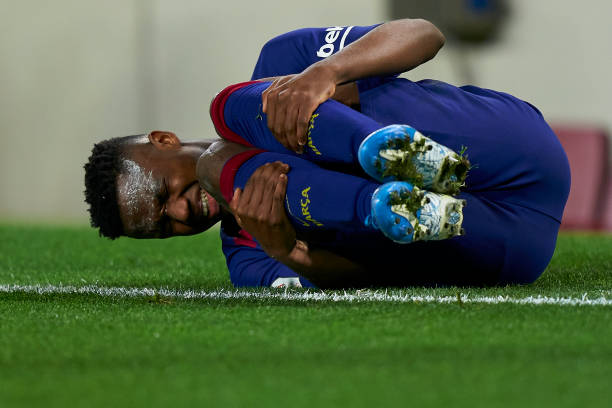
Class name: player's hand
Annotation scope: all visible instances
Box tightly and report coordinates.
[261,65,337,154]
[229,161,297,260]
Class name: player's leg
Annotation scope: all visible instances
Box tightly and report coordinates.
[220,150,466,243]
[357,78,570,217]
[220,150,378,234]
[211,81,469,194]
[211,81,380,164]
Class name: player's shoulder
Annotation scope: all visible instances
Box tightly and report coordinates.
[252,24,380,79]
[261,24,377,58]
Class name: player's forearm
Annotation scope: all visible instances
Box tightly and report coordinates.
[312,19,445,84]
[257,76,359,108]
[277,241,370,288]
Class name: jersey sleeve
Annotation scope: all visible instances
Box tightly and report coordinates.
[220,226,315,288]
[251,24,380,80]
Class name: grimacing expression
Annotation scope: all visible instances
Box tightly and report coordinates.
[116,133,221,238]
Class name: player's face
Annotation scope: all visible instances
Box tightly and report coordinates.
[116,134,221,238]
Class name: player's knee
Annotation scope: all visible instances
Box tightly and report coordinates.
[210,81,264,146]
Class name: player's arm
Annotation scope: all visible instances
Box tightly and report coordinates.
[222,232,315,289]
[262,18,445,151]
[229,162,370,289]
[257,75,359,110]
[315,18,445,85]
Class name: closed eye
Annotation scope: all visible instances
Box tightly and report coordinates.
[157,178,169,203]
[156,178,172,237]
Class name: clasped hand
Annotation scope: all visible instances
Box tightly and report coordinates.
[261,65,336,153]
[229,161,298,260]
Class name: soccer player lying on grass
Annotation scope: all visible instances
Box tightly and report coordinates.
[84,19,571,289]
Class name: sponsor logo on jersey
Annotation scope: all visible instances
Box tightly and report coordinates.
[306,113,322,155]
[316,26,354,58]
[300,186,323,227]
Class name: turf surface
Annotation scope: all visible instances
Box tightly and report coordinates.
[1,224,611,407]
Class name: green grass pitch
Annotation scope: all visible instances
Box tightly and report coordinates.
[0,223,611,407]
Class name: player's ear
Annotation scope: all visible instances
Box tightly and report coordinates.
[149,131,181,150]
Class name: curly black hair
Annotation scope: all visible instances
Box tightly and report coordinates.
[83,135,145,239]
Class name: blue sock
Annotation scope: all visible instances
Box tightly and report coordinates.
[223,151,378,234]
[215,81,382,164]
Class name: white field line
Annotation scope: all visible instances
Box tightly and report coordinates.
[1,284,611,306]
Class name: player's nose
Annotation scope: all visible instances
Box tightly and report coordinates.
[166,197,190,223]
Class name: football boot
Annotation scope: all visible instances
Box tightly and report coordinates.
[365,181,466,244]
[358,124,470,195]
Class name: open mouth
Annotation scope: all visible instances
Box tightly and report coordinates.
[200,189,209,218]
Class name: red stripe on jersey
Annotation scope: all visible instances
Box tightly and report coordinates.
[210,80,262,146]
[233,229,257,248]
[219,149,265,203]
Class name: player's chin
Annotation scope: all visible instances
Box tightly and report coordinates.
[168,218,215,237]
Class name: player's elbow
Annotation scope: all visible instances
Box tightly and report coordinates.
[413,18,446,52]
[389,18,445,61]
